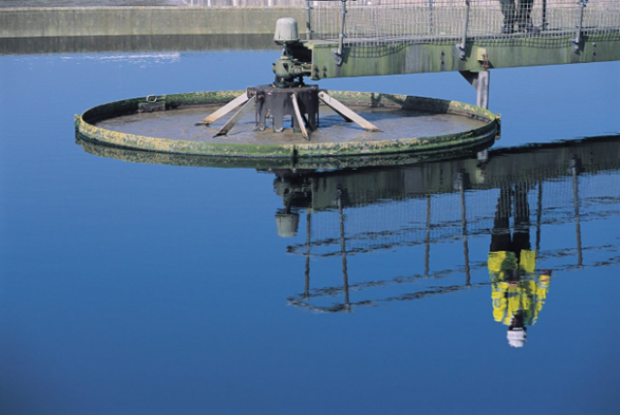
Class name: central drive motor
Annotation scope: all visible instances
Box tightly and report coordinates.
[248,85,319,133]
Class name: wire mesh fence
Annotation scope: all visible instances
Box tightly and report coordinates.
[174,1,620,45]
[306,0,620,45]
[179,0,307,6]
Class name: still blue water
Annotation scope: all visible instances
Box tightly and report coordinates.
[1,51,619,414]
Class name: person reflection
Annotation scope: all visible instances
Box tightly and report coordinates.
[488,183,552,348]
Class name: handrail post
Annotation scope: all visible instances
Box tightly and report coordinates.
[572,0,589,53]
[334,0,348,66]
[457,0,471,60]
[306,0,313,40]
[428,0,435,36]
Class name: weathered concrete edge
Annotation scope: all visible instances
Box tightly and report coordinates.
[0,7,306,38]
[76,90,500,159]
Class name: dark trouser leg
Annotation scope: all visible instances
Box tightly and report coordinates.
[500,0,517,27]
[517,0,534,25]
[512,183,532,254]
[517,0,539,32]
[491,187,513,252]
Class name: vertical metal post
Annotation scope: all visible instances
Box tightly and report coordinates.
[459,69,492,162]
[571,158,583,267]
[304,212,312,300]
[542,0,548,30]
[458,172,471,286]
[476,70,490,110]
[428,0,435,36]
[535,180,543,252]
[305,0,313,40]
[334,0,348,66]
[459,70,490,110]
[572,0,589,53]
[424,194,432,277]
[457,0,471,60]
[337,189,350,312]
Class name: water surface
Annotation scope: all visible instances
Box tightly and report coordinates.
[1,50,619,414]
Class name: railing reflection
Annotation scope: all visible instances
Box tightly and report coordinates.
[266,137,619,331]
[77,134,620,344]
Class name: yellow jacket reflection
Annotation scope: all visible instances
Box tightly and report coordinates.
[488,184,552,348]
[488,251,551,327]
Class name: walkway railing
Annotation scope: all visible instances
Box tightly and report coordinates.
[306,0,619,44]
[181,0,620,45]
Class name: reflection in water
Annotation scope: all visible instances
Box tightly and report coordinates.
[264,137,620,341]
[79,135,620,346]
[488,183,550,348]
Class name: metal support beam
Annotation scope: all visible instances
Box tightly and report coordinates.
[291,93,311,141]
[461,69,490,160]
[460,69,490,109]
[196,91,249,126]
[318,91,380,132]
[309,32,620,79]
[213,95,256,137]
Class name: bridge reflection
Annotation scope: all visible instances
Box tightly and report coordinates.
[266,136,620,316]
[77,134,620,322]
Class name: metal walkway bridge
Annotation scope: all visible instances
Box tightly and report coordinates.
[294,0,620,78]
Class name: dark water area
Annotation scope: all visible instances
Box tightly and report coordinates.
[1,49,619,414]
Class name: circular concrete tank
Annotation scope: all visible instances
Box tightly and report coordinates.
[75,90,500,159]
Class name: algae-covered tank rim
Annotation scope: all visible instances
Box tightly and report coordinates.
[75,90,501,159]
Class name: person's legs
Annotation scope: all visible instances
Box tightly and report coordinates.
[512,182,532,255]
[499,0,517,33]
[517,0,540,33]
[491,187,513,252]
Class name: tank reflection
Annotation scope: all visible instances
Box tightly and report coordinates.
[78,135,620,348]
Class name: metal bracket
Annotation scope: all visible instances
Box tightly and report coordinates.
[138,95,165,113]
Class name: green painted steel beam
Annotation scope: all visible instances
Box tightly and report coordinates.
[308,32,620,78]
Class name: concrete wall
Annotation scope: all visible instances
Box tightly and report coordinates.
[0,7,307,38]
